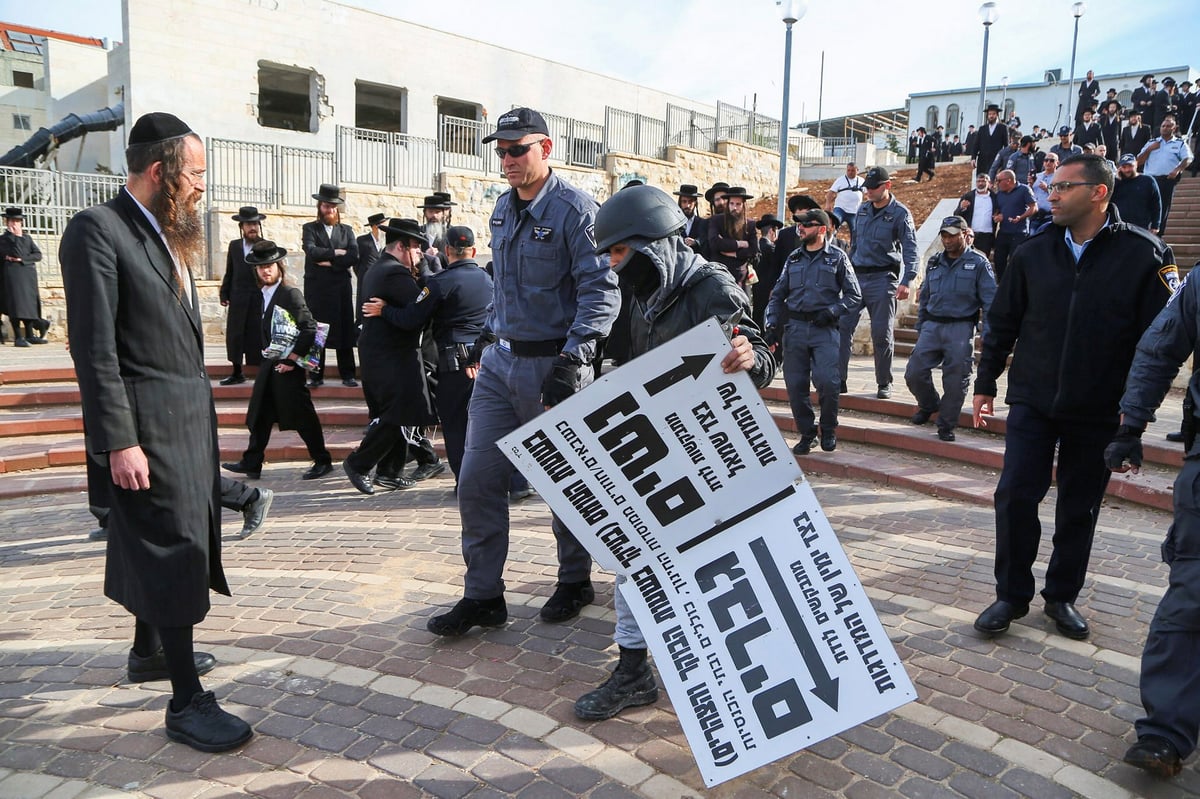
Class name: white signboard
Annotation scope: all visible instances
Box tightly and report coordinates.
[498,320,915,786]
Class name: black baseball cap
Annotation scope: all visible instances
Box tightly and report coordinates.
[482,108,550,143]
[862,167,890,189]
[446,225,475,248]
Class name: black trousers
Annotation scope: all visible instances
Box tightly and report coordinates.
[346,420,436,477]
[436,369,473,478]
[243,415,330,469]
[992,403,1115,605]
[1154,175,1181,235]
[991,231,1026,282]
[96,477,258,528]
[314,345,357,382]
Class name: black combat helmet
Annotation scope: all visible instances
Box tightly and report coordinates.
[593,185,688,254]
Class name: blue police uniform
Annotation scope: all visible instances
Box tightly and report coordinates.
[904,246,996,436]
[459,170,619,600]
[765,240,861,441]
[380,257,492,479]
[1115,268,1200,763]
[840,196,918,391]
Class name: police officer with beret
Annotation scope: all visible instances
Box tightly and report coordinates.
[427,107,620,637]
[365,225,491,483]
[904,217,996,442]
[765,209,861,455]
[1103,261,1200,779]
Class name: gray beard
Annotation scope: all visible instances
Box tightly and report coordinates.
[424,221,446,248]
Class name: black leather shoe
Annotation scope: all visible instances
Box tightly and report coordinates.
[1124,735,1183,778]
[14,338,29,347]
[302,461,333,480]
[28,336,47,344]
[343,461,374,494]
[341,378,359,387]
[1044,600,1089,639]
[219,373,246,386]
[128,648,216,683]
[839,381,848,394]
[374,474,416,491]
[820,429,837,452]
[1166,431,1186,443]
[938,428,956,442]
[540,580,595,623]
[240,488,273,537]
[973,600,1029,636]
[306,378,324,389]
[409,461,447,481]
[793,431,817,456]
[910,409,934,425]
[427,596,508,636]
[165,690,252,753]
[222,461,261,480]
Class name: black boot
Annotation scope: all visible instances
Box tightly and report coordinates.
[574,646,659,720]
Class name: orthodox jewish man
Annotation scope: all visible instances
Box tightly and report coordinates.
[218,206,266,384]
[301,184,359,387]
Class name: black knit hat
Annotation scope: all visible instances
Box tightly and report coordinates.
[128,112,192,146]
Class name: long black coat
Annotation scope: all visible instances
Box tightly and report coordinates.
[302,220,358,349]
[970,122,1009,176]
[355,231,382,327]
[358,253,437,427]
[246,284,321,432]
[219,239,262,365]
[1121,124,1152,158]
[60,188,226,627]
[0,231,42,320]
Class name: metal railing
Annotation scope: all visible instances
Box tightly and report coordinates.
[437,115,488,174]
[797,136,857,165]
[540,110,605,168]
[715,102,781,151]
[666,104,717,152]
[335,125,438,190]
[207,139,334,208]
[0,165,124,283]
[604,107,667,160]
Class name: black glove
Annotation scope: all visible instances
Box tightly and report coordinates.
[1103,424,1144,471]
[764,328,781,348]
[466,331,497,367]
[814,309,838,328]
[541,353,584,407]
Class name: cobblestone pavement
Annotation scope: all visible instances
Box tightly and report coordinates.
[1,458,1198,799]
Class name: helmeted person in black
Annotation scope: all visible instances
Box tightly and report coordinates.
[971,155,1177,643]
[366,225,492,483]
[574,184,775,721]
[1104,261,1200,779]
[343,218,439,494]
[218,206,267,385]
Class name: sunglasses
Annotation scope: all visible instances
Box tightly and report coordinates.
[799,221,824,228]
[494,139,545,159]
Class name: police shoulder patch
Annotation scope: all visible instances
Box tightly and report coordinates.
[415,286,431,304]
[491,216,504,227]
[584,223,596,250]
[1160,264,1181,293]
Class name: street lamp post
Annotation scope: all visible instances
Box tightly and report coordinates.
[977,2,998,179]
[1066,2,1086,129]
[1001,76,1009,118]
[776,0,808,221]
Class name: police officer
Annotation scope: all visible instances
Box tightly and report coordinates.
[1103,263,1199,779]
[839,167,918,399]
[764,209,861,455]
[574,184,774,721]
[366,225,491,482]
[904,217,996,442]
[427,107,620,637]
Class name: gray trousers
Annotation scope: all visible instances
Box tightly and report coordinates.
[613,572,646,648]
[838,270,897,388]
[783,319,841,434]
[903,320,975,432]
[457,344,593,599]
[1136,456,1200,758]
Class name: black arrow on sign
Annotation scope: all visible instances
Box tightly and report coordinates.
[642,353,716,397]
[749,537,840,711]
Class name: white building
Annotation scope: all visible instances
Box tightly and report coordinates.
[907,66,1197,140]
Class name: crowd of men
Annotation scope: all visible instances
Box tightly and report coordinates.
[51,98,1200,781]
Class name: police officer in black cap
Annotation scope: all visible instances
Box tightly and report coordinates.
[364,225,491,483]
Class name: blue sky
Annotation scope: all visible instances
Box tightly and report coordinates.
[0,0,1190,121]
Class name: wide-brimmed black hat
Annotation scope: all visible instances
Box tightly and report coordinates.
[755,214,784,230]
[419,194,453,210]
[673,184,702,198]
[985,103,1001,113]
[704,181,730,203]
[365,213,387,227]
[231,206,266,223]
[379,217,427,244]
[312,184,344,205]
[482,107,550,143]
[3,207,24,220]
[722,186,754,200]
[787,194,821,213]
[245,239,288,265]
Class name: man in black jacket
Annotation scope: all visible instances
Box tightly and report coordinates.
[970,104,1008,180]
[355,212,386,327]
[219,206,266,385]
[971,155,1177,642]
[301,184,359,387]
[1120,111,1152,158]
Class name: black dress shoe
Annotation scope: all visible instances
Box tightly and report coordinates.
[165,690,252,753]
[306,378,324,388]
[820,429,837,452]
[1044,600,1089,639]
[973,600,1029,635]
[240,488,273,537]
[540,580,595,623]
[409,461,447,481]
[219,373,246,386]
[1166,431,1186,443]
[343,461,374,494]
[302,461,333,480]
[341,378,359,387]
[222,461,261,480]
[1124,735,1183,778]
[427,596,508,636]
[374,474,416,491]
[793,431,817,456]
[938,428,956,442]
[128,648,216,683]
[910,409,934,425]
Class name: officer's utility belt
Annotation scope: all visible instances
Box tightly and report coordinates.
[789,310,824,322]
[853,265,898,275]
[924,313,978,324]
[438,343,473,373]
[497,337,567,357]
